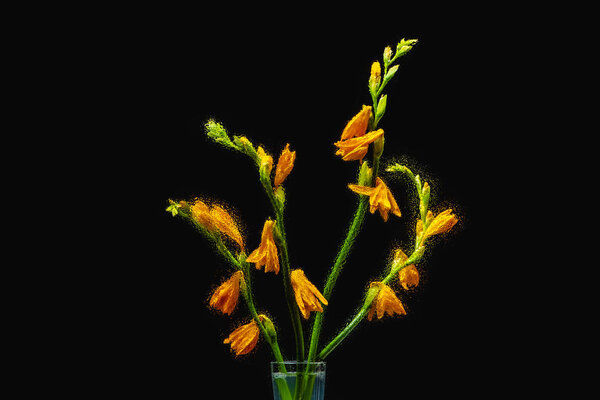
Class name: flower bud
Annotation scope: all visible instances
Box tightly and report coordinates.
[369,61,382,94]
[375,94,387,125]
[358,160,373,186]
[233,135,255,155]
[257,146,273,181]
[396,38,418,57]
[258,314,278,343]
[384,65,399,82]
[274,185,286,211]
[370,61,381,82]
[205,119,236,149]
[373,135,385,160]
[383,46,393,65]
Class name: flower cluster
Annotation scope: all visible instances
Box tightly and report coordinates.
[167,39,460,397]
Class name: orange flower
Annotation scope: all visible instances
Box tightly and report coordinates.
[367,282,406,321]
[190,199,215,231]
[334,129,384,163]
[223,316,266,356]
[246,219,280,274]
[417,209,458,242]
[209,270,244,315]
[399,265,419,290]
[340,105,372,140]
[290,269,328,319]
[348,177,401,221]
[190,199,245,249]
[274,143,296,187]
[210,205,245,250]
[393,249,419,290]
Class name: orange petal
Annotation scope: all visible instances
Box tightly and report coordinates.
[341,105,372,140]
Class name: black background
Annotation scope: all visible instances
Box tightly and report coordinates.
[102,6,513,398]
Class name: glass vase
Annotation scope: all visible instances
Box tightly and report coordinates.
[271,361,326,400]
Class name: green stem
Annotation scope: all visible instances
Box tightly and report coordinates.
[317,254,418,360]
[260,174,305,362]
[306,195,369,362]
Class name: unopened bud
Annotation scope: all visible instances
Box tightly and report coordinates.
[233,135,255,154]
[384,65,399,82]
[358,160,373,186]
[375,94,387,125]
[369,61,382,94]
[205,119,236,149]
[373,135,385,160]
[258,314,278,342]
[396,38,418,57]
[274,185,286,211]
[370,61,381,81]
[383,46,393,65]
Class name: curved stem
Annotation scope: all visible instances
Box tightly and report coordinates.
[317,253,419,360]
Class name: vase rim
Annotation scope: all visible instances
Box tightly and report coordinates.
[270,361,326,364]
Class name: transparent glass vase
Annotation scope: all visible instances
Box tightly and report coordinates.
[271,361,326,400]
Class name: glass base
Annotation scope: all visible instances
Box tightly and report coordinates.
[271,361,326,400]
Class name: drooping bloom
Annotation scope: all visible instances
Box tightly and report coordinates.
[348,177,401,221]
[417,209,458,242]
[246,219,280,274]
[223,317,263,356]
[334,129,384,163]
[290,269,328,319]
[340,105,372,140]
[393,248,419,290]
[367,282,407,321]
[209,270,244,315]
[274,143,296,187]
[210,205,245,250]
[399,265,419,290]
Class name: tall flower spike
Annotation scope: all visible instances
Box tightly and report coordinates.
[341,105,372,140]
[367,282,406,321]
[348,177,401,221]
[209,270,244,315]
[334,129,384,163]
[274,143,296,187]
[290,269,329,319]
[210,205,245,250]
[246,219,280,274]
[223,317,261,356]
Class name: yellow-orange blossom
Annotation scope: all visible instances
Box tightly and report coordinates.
[367,282,406,321]
[246,219,280,274]
[274,143,296,187]
[348,177,401,222]
[223,315,269,356]
[290,269,328,319]
[191,199,245,249]
[209,270,244,315]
